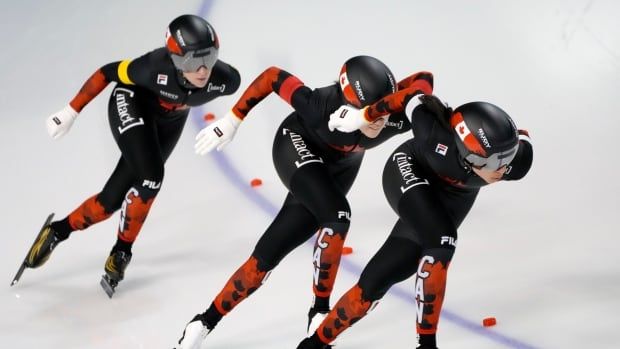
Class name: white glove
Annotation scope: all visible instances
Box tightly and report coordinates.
[46,105,78,139]
[194,110,242,155]
[328,105,371,133]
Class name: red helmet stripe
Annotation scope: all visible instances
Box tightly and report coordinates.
[339,67,361,107]
[166,29,183,55]
[450,112,487,157]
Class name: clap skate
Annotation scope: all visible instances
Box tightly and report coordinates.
[11,213,56,286]
[100,250,132,298]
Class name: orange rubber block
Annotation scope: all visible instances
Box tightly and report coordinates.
[482,317,497,327]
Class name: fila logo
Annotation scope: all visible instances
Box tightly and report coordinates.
[52,117,61,125]
[142,180,161,190]
[337,211,351,221]
[440,236,457,247]
[435,143,448,156]
[157,74,168,85]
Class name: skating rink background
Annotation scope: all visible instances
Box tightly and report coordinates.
[1,0,618,348]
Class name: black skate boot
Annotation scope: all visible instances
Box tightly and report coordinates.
[307,306,333,348]
[11,213,57,286]
[100,250,132,298]
[25,218,62,268]
[416,346,439,349]
[297,333,329,349]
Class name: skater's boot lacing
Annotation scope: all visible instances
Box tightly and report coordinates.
[104,250,132,282]
[25,224,62,268]
[175,313,212,349]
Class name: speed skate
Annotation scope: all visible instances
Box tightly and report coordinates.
[10,213,55,286]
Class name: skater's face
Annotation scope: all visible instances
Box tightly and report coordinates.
[183,66,211,88]
[360,116,388,139]
[472,165,507,184]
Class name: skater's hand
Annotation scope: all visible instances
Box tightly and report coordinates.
[46,105,78,140]
[194,110,242,155]
[328,105,371,133]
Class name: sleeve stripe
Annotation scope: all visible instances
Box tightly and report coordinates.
[117,60,134,85]
[278,76,304,105]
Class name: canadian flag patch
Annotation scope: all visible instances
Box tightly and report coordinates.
[454,120,471,141]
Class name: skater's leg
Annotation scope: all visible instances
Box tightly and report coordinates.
[97,86,167,292]
[50,158,134,240]
[207,194,318,326]
[308,230,422,346]
[106,93,188,256]
[272,126,355,313]
[26,157,135,269]
[288,164,351,311]
[176,195,318,348]
[381,145,474,347]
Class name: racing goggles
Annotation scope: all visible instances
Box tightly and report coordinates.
[170,47,218,72]
[456,140,519,171]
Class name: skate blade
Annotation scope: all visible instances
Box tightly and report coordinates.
[11,213,55,287]
[100,275,118,298]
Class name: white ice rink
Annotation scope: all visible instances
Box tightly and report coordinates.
[1,0,619,348]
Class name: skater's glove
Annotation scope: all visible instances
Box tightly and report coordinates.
[328,105,371,133]
[194,110,242,155]
[46,105,78,140]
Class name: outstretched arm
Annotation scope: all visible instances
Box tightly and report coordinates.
[69,61,134,112]
[328,71,434,133]
[46,60,133,139]
[195,66,315,155]
[366,71,434,121]
[230,66,311,119]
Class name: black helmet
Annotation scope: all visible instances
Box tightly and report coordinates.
[449,102,519,170]
[338,55,396,108]
[166,14,219,72]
